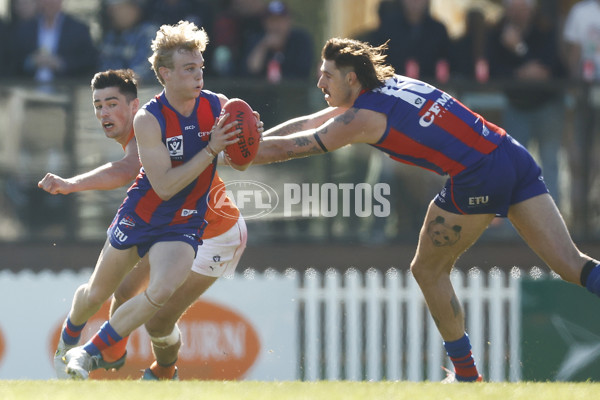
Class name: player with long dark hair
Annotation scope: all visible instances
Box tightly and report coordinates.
[255,37,600,382]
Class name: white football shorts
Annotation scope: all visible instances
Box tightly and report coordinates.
[191,215,247,278]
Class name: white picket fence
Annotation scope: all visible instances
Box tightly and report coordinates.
[290,266,525,382]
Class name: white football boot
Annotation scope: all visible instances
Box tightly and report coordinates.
[54,336,77,379]
[64,347,95,380]
[63,346,127,380]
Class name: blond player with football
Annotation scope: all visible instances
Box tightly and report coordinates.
[41,62,258,378]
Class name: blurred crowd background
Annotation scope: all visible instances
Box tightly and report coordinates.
[0,0,599,249]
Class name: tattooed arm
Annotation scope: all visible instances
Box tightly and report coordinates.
[263,107,346,137]
[254,107,387,164]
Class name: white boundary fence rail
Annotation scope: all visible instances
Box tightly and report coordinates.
[0,266,530,380]
[292,266,523,382]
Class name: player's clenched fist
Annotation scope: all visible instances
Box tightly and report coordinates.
[38,173,73,195]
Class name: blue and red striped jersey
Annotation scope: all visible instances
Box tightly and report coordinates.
[355,75,506,176]
[120,90,221,227]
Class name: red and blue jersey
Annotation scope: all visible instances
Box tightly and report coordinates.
[118,90,221,229]
[355,75,506,176]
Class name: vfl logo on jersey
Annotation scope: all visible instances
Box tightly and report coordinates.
[118,215,136,229]
[167,135,184,159]
[181,209,198,217]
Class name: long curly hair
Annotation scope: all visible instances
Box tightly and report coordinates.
[321,37,395,90]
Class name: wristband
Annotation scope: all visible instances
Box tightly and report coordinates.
[204,147,216,158]
[206,143,217,157]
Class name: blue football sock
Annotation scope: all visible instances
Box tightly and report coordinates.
[444,333,480,382]
[582,261,600,297]
[62,316,86,345]
[83,321,123,357]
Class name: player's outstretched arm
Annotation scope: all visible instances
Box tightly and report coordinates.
[255,108,384,164]
[262,107,345,138]
[38,140,140,194]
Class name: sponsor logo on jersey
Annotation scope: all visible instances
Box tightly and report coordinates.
[468,196,489,206]
[181,209,198,217]
[419,92,453,128]
[113,226,129,242]
[198,131,211,139]
[184,233,198,241]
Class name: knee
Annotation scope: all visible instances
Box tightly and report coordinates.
[145,285,176,309]
[410,260,429,285]
[79,283,109,310]
[112,287,129,307]
[410,257,453,287]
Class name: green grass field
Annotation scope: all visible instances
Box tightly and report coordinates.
[0,380,598,400]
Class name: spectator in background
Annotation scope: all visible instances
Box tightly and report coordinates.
[144,0,214,33]
[449,8,489,82]
[562,0,600,233]
[9,0,98,85]
[9,0,38,25]
[6,0,39,76]
[355,0,402,47]
[487,0,565,204]
[209,0,265,77]
[99,0,158,83]
[244,0,313,82]
[563,0,600,81]
[378,0,450,81]
[0,17,8,76]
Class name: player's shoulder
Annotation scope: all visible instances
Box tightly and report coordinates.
[133,107,161,134]
[201,89,228,106]
[329,107,386,144]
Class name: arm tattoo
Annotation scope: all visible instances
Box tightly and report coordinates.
[293,136,312,147]
[284,136,323,158]
[333,108,359,127]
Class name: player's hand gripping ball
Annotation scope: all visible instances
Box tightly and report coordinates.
[221,98,260,168]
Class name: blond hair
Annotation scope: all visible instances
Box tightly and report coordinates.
[148,20,209,86]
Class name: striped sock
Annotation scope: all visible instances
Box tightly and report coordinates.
[101,336,129,362]
[62,316,86,346]
[83,321,123,357]
[444,333,480,382]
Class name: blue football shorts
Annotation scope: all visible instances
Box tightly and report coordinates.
[434,135,549,217]
[107,208,204,258]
